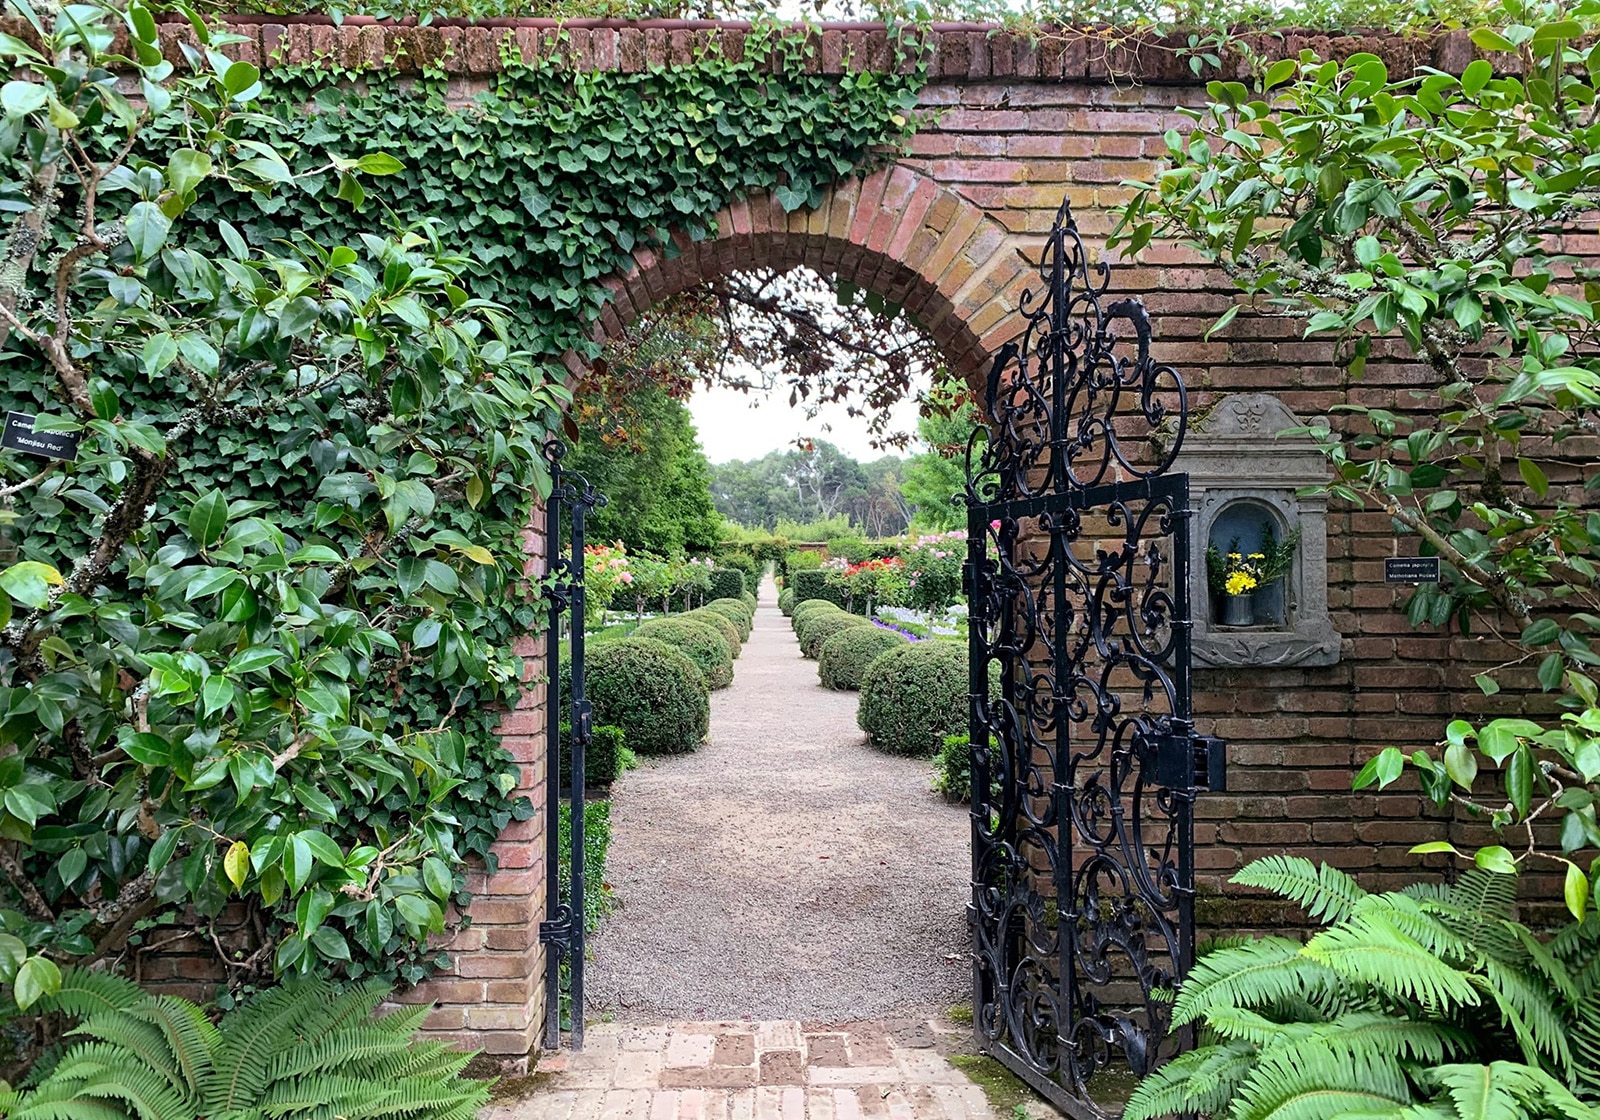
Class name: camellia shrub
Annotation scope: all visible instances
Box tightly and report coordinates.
[818,625,907,690]
[858,641,967,757]
[799,611,872,660]
[576,639,709,755]
[705,597,753,641]
[634,616,735,689]
[0,0,560,997]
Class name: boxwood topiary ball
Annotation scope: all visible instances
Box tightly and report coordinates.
[799,611,871,660]
[684,608,741,659]
[581,637,709,755]
[818,624,908,690]
[857,640,967,757]
[791,599,842,632]
[779,588,795,616]
[705,598,752,641]
[634,616,735,690]
[741,591,758,613]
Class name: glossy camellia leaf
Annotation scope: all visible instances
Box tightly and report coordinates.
[12,955,61,1010]
[186,489,230,548]
[0,561,63,609]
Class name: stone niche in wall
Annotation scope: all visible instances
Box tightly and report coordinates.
[1173,392,1342,668]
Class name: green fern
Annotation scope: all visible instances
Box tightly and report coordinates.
[1229,1041,1413,1120]
[1234,855,1370,924]
[1172,937,1344,1028]
[0,970,489,1120]
[1128,859,1600,1120]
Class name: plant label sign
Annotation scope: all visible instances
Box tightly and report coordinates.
[1384,556,1440,584]
[1,412,78,462]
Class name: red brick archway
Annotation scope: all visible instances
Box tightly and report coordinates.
[580,165,1034,382]
[185,13,1513,1065]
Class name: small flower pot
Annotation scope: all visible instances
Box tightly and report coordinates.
[1222,593,1254,627]
[1252,579,1285,627]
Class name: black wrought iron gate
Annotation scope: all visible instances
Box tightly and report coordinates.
[540,439,605,1051]
[962,201,1225,1118]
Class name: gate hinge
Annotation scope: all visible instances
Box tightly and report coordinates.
[1148,732,1227,792]
[539,905,574,951]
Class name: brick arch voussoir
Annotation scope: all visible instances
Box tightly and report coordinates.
[581,163,1038,391]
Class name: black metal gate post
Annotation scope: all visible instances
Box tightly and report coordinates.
[963,200,1225,1118]
[539,439,605,1052]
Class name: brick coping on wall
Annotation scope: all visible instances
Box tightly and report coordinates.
[97,15,1482,85]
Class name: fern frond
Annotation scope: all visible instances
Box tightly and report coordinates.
[270,1024,415,1081]
[1315,1012,1468,1066]
[343,1074,493,1119]
[1425,1062,1600,1120]
[1174,938,1342,1028]
[1235,857,1370,924]
[1442,871,1521,923]
[28,967,141,1020]
[1206,1008,1318,1047]
[1354,896,1476,966]
[1473,959,1572,1074]
[1303,914,1482,1015]
[4,1099,131,1120]
[129,996,220,1094]
[1227,1041,1413,1120]
[68,1010,190,1099]
[7,977,485,1120]
[75,1067,196,1120]
[202,980,334,1113]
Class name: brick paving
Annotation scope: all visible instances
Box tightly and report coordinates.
[484,1018,1014,1119]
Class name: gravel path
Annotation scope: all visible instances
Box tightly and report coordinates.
[586,577,972,1022]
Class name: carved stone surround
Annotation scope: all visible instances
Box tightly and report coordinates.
[1175,393,1342,669]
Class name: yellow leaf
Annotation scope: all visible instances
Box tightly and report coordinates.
[224,840,250,889]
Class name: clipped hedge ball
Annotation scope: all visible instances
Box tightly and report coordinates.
[634,616,735,690]
[818,624,909,690]
[779,588,795,616]
[857,640,967,757]
[791,598,843,632]
[684,608,741,659]
[705,597,753,641]
[799,611,872,660]
[741,591,758,613]
[580,637,709,755]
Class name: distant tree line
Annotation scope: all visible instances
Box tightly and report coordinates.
[708,394,978,536]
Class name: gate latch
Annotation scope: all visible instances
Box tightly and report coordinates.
[1149,732,1227,792]
[573,699,593,742]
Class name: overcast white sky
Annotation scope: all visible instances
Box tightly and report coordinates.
[688,378,926,464]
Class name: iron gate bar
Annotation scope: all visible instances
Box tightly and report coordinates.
[962,198,1223,1120]
[539,439,604,1052]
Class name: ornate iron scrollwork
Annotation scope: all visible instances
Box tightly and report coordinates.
[540,439,606,1052]
[963,199,1220,1118]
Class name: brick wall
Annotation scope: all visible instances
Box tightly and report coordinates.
[113,14,1567,1056]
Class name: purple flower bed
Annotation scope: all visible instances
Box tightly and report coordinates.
[873,618,924,642]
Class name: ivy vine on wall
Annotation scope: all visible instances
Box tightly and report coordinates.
[199,30,926,363]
